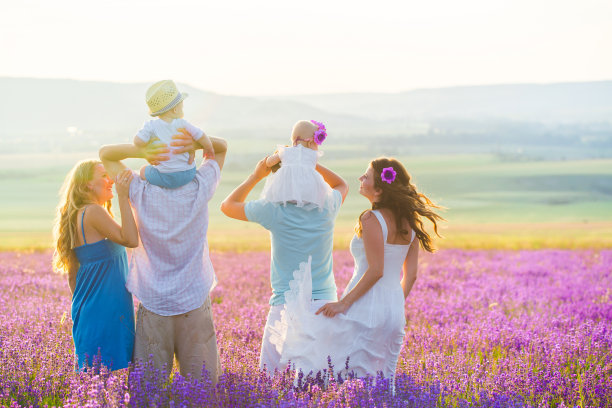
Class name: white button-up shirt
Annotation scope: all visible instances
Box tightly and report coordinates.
[127,160,220,316]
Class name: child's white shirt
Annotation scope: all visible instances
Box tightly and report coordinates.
[136,118,204,173]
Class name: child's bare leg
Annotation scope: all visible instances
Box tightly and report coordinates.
[265,153,281,168]
[139,165,148,181]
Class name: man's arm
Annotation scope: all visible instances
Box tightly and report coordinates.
[99,142,170,180]
[99,144,137,180]
[171,130,228,170]
[315,163,349,202]
[133,136,146,148]
[220,157,270,221]
[209,136,227,170]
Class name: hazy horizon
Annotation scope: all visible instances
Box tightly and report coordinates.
[4,75,612,98]
[2,0,611,96]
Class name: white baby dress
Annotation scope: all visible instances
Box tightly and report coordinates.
[261,145,336,211]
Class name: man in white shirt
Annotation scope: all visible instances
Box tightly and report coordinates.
[99,133,226,383]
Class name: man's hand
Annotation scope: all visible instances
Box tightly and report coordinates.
[252,157,272,181]
[169,128,197,164]
[142,137,170,165]
[171,129,228,166]
[171,128,196,152]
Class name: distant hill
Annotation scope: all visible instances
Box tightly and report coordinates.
[0,78,367,136]
[0,77,611,156]
[261,81,612,122]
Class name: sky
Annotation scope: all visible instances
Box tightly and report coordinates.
[1,0,611,96]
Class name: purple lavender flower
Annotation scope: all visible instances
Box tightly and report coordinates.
[1,249,611,406]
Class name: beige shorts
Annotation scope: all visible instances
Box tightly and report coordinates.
[133,296,220,384]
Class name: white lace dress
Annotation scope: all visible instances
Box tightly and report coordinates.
[260,145,336,211]
[270,210,415,379]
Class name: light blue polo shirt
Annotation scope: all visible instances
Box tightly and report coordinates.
[245,190,342,306]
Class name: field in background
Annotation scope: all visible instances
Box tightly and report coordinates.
[1,150,611,250]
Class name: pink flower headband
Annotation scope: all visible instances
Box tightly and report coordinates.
[381,167,397,184]
[310,120,327,145]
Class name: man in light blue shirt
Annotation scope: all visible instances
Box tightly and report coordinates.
[244,192,342,306]
[221,157,348,374]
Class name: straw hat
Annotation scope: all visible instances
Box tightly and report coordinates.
[146,80,189,116]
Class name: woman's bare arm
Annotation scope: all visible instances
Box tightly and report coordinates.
[316,211,384,317]
[83,171,139,248]
[68,260,78,295]
[400,240,419,299]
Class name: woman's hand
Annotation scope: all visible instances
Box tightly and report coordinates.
[114,169,133,198]
[315,300,350,318]
[141,137,171,165]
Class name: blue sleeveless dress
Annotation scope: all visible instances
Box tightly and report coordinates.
[71,208,135,371]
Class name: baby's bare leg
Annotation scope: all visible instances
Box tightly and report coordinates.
[265,153,281,168]
[139,165,147,180]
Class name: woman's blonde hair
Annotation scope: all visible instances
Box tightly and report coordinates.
[52,159,112,274]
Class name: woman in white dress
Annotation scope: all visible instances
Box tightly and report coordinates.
[271,157,443,381]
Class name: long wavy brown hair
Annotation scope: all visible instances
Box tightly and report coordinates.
[52,160,112,274]
[355,157,444,252]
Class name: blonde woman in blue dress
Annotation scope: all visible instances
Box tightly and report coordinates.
[272,157,443,381]
[53,160,138,371]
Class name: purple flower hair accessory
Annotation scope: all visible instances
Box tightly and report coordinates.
[381,167,397,184]
[310,120,327,145]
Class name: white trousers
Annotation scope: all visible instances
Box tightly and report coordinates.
[259,299,329,375]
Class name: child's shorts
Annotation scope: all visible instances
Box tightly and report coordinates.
[145,166,197,189]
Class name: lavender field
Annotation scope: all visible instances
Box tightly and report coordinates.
[1,249,610,407]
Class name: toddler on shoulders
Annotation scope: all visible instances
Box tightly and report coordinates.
[134,80,214,189]
[261,120,335,211]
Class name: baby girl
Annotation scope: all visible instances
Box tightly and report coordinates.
[262,120,335,210]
